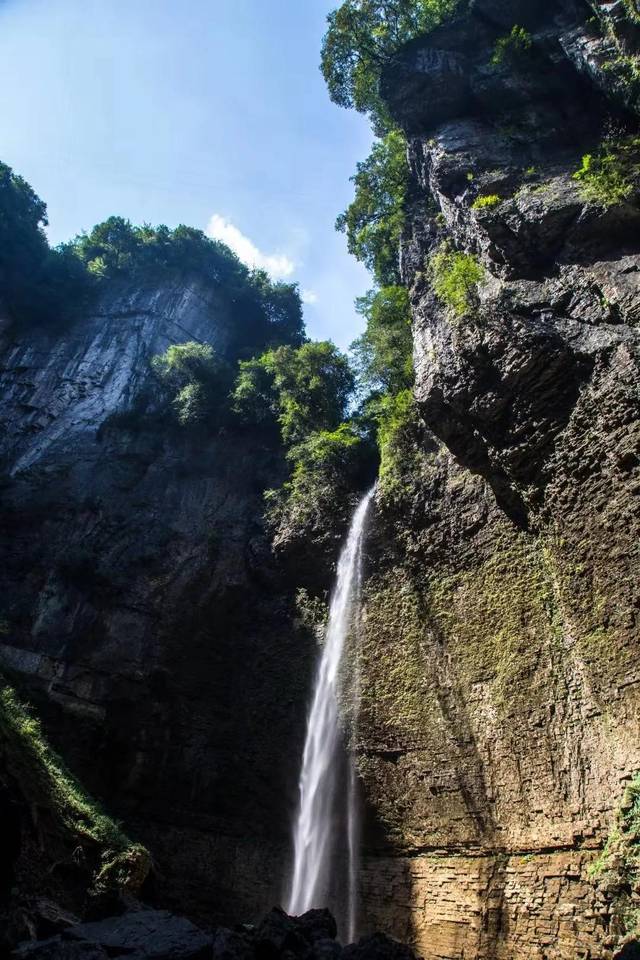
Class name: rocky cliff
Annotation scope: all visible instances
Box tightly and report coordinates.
[0,273,315,934]
[2,2,640,958]
[353,1,640,957]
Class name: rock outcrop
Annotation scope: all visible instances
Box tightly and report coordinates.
[0,274,315,930]
[353,1,640,957]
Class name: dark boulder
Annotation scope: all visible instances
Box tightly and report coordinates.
[13,939,108,960]
[65,910,213,960]
[254,909,309,960]
[342,935,415,960]
[293,910,337,945]
[211,928,253,960]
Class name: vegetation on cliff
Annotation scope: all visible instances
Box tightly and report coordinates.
[0,678,149,893]
[336,130,409,286]
[0,166,304,356]
[321,0,463,131]
[0,162,89,325]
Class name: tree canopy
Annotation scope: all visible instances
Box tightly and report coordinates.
[151,341,229,425]
[0,161,88,324]
[321,0,461,130]
[336,130,409,286]
[233,341,354,446]
[351,285,413,395]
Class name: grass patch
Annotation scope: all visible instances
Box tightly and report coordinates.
[429,243,486,317]
[471,194,502,210]
[0,678,149,890]
[573,135,640,207]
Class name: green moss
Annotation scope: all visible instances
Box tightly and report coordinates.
[429,243,486,317]
[573,135,640,207]
[589,774,640,939]
[0,679,149,891]
[471,194,502,210]
[426,539,563,708]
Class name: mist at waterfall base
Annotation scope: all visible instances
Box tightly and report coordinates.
[286,489,374,941]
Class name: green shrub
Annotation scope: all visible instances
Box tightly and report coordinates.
[265,421,376,536]
[573,136,640,207]
[429,243,486,317]
[588,773,640,938]
[232,341,354,446]
[376,389,416,495]
[471,194,502,210]
[0,678,149,891]
[151,341,228,425]
[491,25,533,66]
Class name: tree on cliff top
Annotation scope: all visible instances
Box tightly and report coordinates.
[321,0,462,131]
[336,129,409,286]
[68,218,304,353]
[0,161,87,325]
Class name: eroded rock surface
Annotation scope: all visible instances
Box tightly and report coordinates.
[354,1,640,957]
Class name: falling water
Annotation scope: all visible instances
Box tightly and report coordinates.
[287,487,374,936]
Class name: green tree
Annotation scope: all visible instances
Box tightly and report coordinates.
[352,285,413,394]
[151,341,228,425]
[69,219,305,352]
[321,0,461,130]
[233,341,354,445]
[0,161,88,324]
[336,130,409,286]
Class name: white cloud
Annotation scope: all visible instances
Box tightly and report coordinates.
[301,289,319,305]
[206,214,295,279]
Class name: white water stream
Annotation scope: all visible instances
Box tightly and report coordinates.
[287,488,374,939]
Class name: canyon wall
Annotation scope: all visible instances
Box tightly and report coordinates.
[1,2,640,957]
[354,1,640,957]
[0,275,313,928]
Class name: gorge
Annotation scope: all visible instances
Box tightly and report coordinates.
[1,1,640,959]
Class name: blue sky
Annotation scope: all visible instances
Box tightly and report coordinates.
[0,0,374,349]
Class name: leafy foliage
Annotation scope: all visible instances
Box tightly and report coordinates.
[151,341,229,426]
[490,25,533,66]
[233,341,354,445]
[573,136,640,207]
[0,161,89,325]
[336,130,409,286]
[429,243,486,317]
[69,219,304,352]
[321,0,463,130]
[588,773,640,939]
[352,285,413,394]
[375,388,418,496]
[0,678,149,892]
[265,421,377,539]
[471,193,502,210]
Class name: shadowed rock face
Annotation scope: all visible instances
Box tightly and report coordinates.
[0,274,315,928]
[353,1,640,957]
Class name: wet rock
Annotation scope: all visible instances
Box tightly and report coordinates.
[66,910,213,960]
[293,910,337,944]
[310,939,342,960]
[342,934,415,960]
[13,940,108,960]
[254,909,309,960]
[212,928,253,960]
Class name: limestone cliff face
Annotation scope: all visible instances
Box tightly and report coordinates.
[355,2,640,957]
[0,274,313,928]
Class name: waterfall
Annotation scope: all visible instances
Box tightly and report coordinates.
[286,487,374,937]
